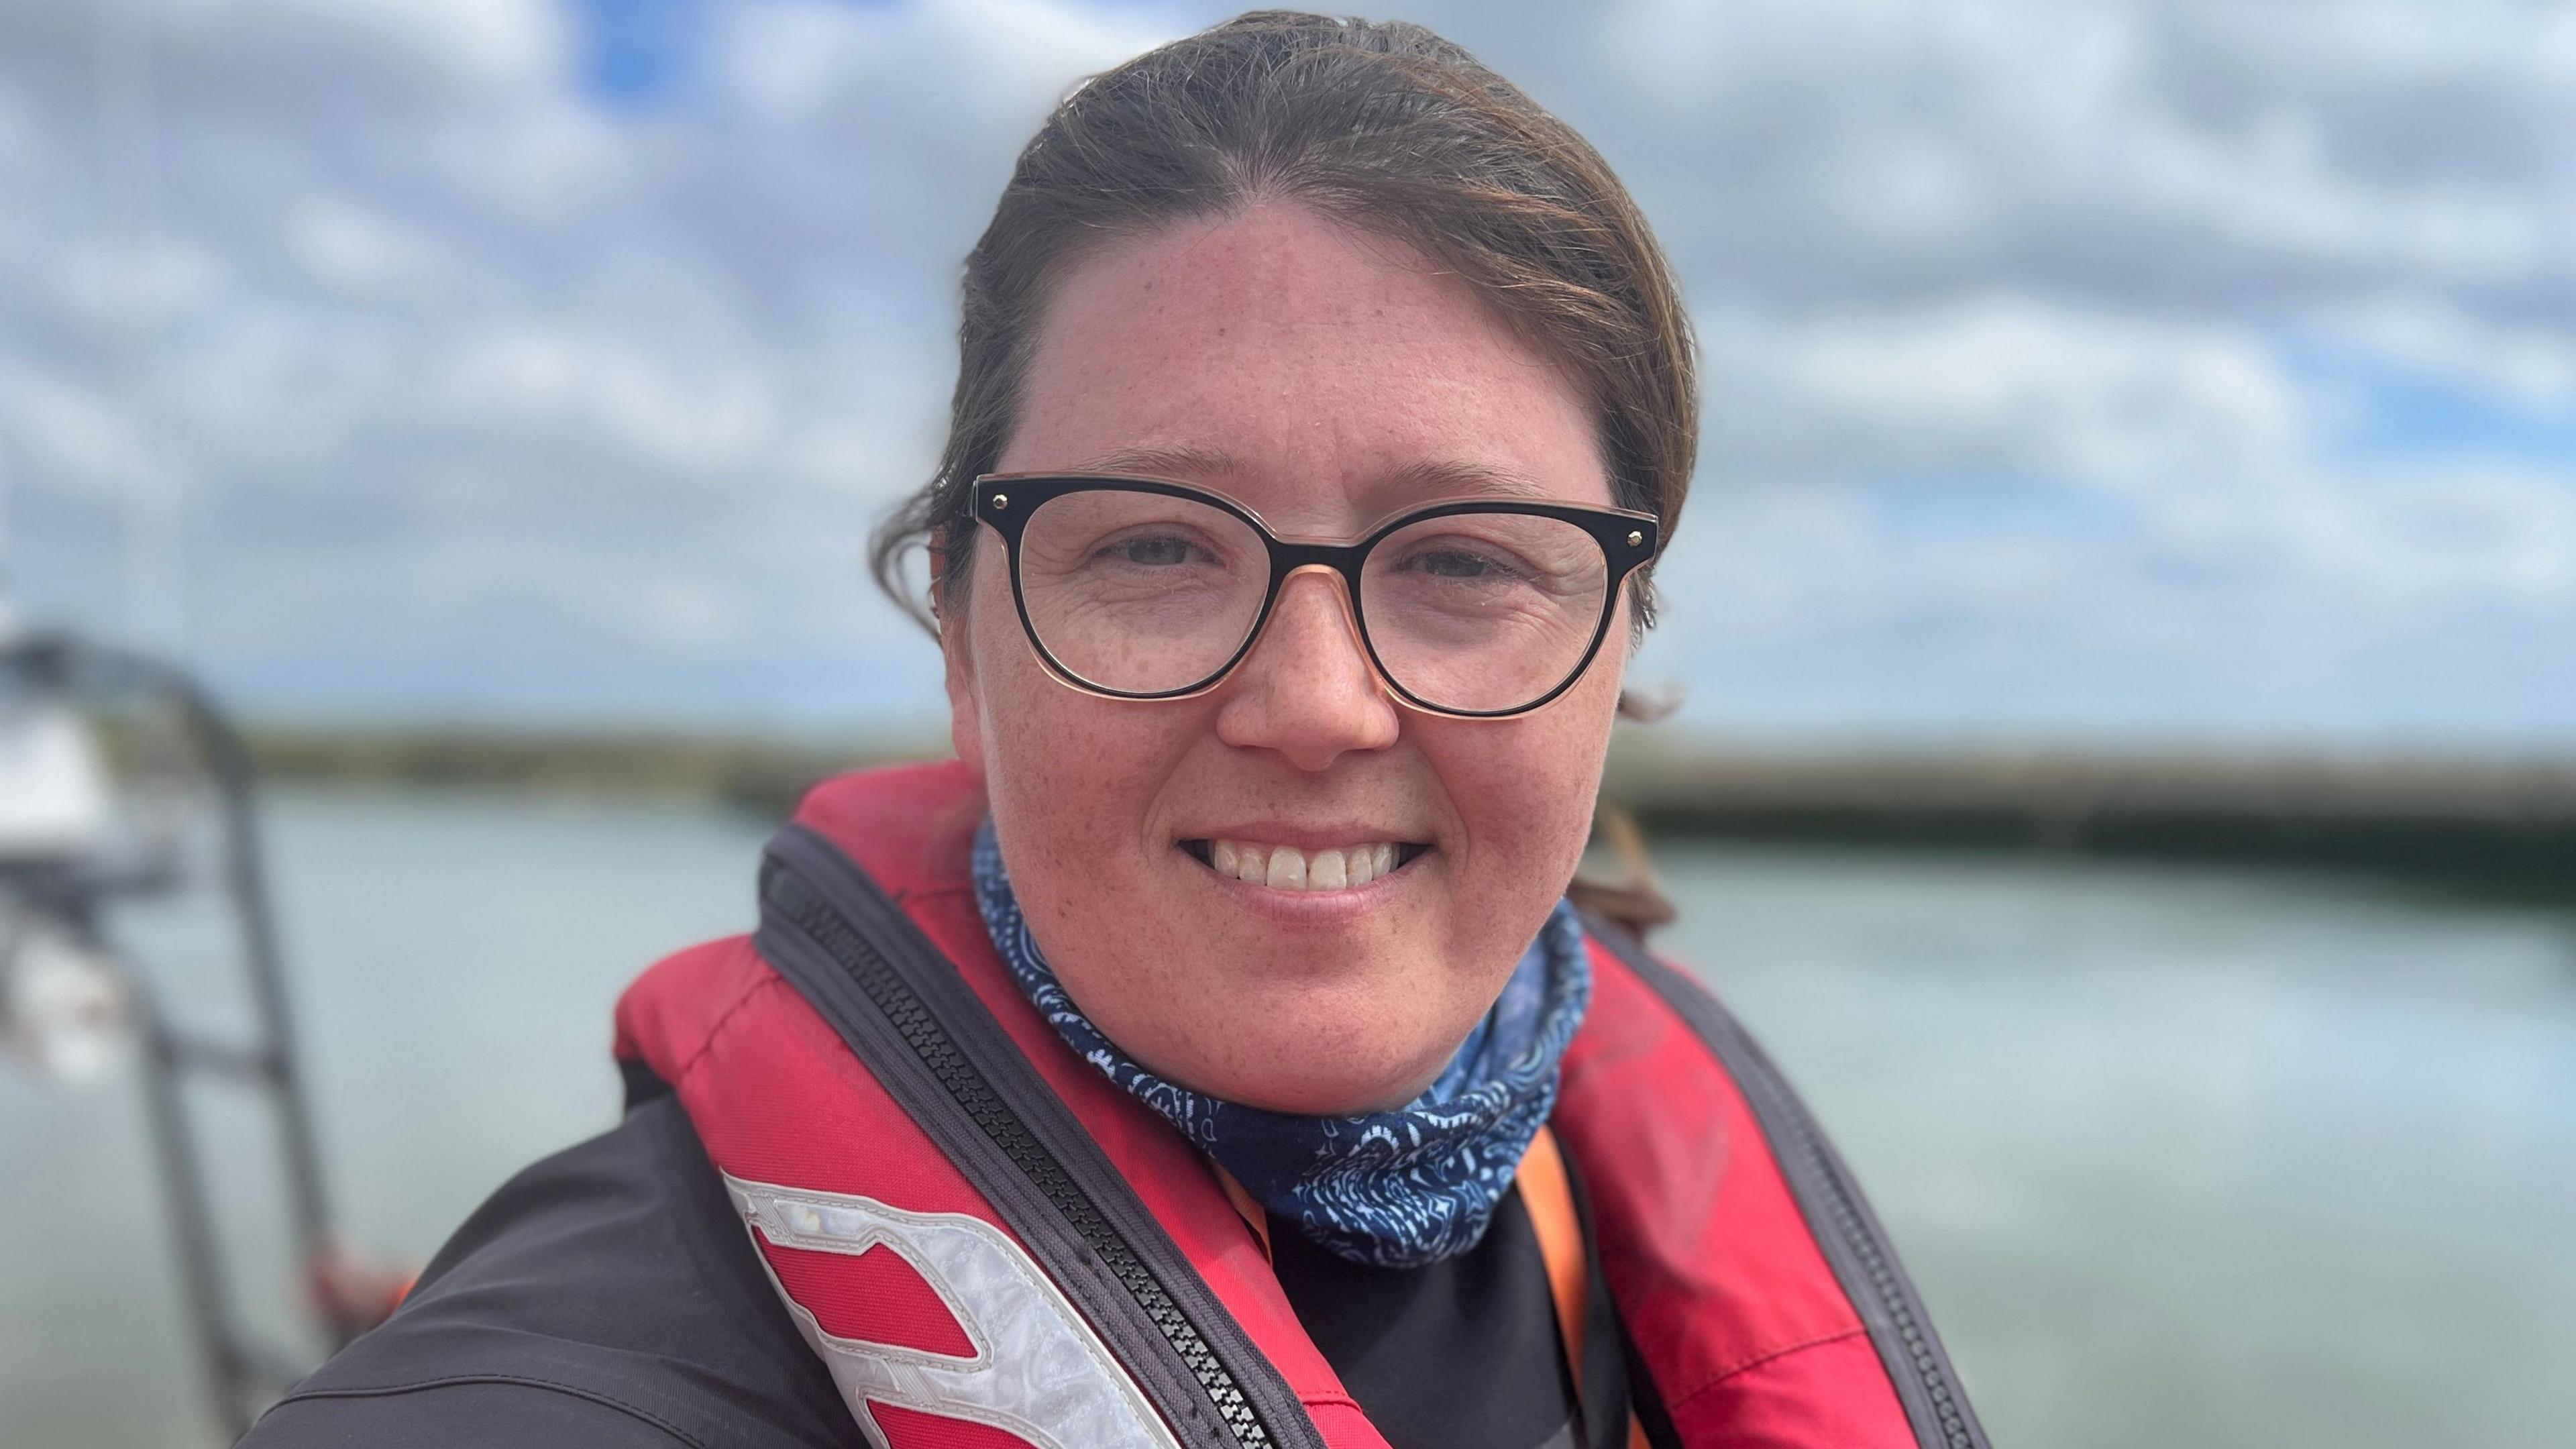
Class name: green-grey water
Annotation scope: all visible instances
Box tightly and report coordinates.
[3,789,2571,1447]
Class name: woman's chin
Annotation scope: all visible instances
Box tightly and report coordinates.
[1140,1001,1464,1116]
[1044,878,1502,1114]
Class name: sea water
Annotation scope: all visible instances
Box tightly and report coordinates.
[1,790,2569,1448]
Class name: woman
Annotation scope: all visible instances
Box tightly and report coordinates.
[245,15,1986,1449]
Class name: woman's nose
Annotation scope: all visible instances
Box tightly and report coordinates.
[1213,570,1401,770]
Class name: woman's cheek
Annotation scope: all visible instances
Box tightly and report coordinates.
[994,686,1191,883]
[1449,723,1599,871]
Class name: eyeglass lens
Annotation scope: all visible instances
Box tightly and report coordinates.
[1013,488,1611,713]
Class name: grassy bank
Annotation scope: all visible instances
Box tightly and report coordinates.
[1601,738,2576,892]
[228,723,2576,892]
[239,723,928,810]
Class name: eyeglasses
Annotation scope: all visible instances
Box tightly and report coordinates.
[971,473,1658,718]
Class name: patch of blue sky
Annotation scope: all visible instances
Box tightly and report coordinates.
[2277,333,2576,472]
[568,0,709,111]
[568,0,914,111]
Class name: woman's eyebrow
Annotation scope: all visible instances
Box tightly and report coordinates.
[1384,458,1557,500]
[1072,443,1249,479]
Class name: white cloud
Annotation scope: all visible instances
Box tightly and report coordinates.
[1703,293,2576,610]
[2288,460,2576,602]
[722,0,1170,123]
[160,0,570,99]
[1747,297,2306,484]
[443,327,782,472]
[2323,297,2576,411]
[1590,0,2571,305]
[0,0,2569,739]
[3,364,154,486]
[291,200,441,293]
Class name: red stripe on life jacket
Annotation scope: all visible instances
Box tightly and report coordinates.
[762,1240,977,1358]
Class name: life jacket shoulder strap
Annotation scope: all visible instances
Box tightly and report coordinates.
[749,822,1338,1449]
[1566,916,1989,1449]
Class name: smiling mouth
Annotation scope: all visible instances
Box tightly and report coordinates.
[1179,838,1432,893]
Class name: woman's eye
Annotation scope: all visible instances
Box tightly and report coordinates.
[1403,547,1516,580]
[1106,535,1199,567]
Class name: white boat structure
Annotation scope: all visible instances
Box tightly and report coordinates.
[0,615,395,1440]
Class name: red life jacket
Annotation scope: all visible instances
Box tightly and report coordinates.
[615,763,1986,1449]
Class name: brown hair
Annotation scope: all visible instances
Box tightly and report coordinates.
[868,9,1699,633]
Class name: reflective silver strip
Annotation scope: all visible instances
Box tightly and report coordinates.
[724,1172,1182,1449]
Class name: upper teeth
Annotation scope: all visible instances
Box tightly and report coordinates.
[1209,839,1399,892]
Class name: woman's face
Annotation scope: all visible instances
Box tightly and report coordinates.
[945,203,1628,1115]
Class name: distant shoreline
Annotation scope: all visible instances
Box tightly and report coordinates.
[240,722,908,812]
[1599,738,2576,896]
[232,724,2576,894]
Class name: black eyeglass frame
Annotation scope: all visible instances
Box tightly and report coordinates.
[971,471,1660,719]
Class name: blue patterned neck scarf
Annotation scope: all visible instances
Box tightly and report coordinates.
[971,820,1590,1269]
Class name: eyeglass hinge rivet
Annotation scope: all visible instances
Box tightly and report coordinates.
[1627,530,1644,547]
[992,494,1009,510]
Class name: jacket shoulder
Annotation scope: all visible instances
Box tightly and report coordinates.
[241,1095,858,1449]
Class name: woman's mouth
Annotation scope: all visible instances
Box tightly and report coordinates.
[1179,838,1432,893]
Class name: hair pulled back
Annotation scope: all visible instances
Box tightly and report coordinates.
[869,10,1699,631]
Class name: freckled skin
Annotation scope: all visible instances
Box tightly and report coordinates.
[943,203,1628,1115]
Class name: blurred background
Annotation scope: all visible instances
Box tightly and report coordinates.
[1,1,2571,1446]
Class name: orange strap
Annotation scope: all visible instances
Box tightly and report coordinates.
[1516,1125,1589,1391]
[1521,1126,1651,1446]
[1214,1160,1273,1263]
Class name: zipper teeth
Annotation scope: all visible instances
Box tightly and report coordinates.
[1773,1091,1975,1449]
[770,869,1273,1449]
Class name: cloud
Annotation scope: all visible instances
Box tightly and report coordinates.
[1735,297,2307,482]
[1586,0,2573,305]
[0,0,2569,742]
[0,0,1155,723]
[2320,297,2576,411]
[442,326,782,472]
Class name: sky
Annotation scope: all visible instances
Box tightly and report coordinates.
[0,0,2571,749]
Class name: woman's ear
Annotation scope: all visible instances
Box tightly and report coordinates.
[940,582,989,784]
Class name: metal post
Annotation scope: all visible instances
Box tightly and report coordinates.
[128,968,252,1440]
[170,673,340,1336]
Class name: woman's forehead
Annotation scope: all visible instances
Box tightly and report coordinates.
[1001,205,1611,531]
[1048,444,1594,535]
